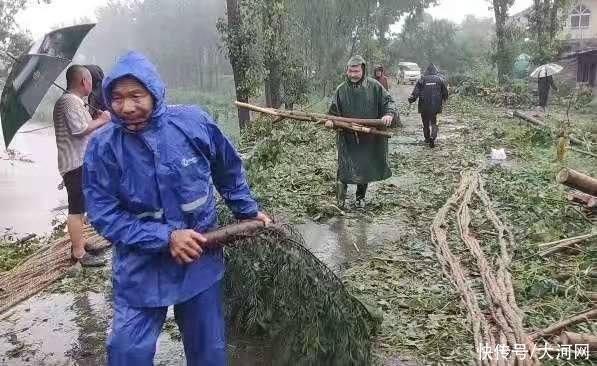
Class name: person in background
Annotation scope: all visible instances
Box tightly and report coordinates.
[408,63,448,148]
[537,70,557,112]
[53,65,111,266]
[373,64,390,91]
[84,64,107,118]
[328,55,397,209]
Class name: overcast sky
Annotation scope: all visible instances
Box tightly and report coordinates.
[17,0,534,39]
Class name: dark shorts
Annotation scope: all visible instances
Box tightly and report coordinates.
[63,166,85,215]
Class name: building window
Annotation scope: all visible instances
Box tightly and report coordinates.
[570,4,591,29]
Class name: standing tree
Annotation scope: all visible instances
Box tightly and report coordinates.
[490,0,515,82]
[217,0,261,128]
[528,0,574,64]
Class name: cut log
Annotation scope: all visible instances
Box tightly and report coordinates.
[530,308,597,340]
[567,191,597,208]
[557,168,597,196]
[514,110,550,128]
[560,332,597,349]
[202,220,267,248]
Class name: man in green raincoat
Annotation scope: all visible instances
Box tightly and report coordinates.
[328,55,398,209]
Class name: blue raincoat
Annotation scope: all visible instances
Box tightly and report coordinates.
[83,52,258,364]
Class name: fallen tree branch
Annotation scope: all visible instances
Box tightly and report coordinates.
[530,308,597,340]
[203,220,267,248]
[234,101,391,136]
[514,110,586,146]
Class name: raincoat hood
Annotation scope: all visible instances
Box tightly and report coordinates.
[424,64,439,76]
[346,55,367,84]
[102,51,167,126]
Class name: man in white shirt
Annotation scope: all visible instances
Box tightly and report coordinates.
[53,65,111,266]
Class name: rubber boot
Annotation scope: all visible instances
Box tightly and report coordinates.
[336,182,347,209]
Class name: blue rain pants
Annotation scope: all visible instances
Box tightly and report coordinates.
[107,280,226,365]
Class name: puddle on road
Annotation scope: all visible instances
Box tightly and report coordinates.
[297,215,403,271]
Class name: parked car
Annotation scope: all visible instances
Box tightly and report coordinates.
[398,62,421,84]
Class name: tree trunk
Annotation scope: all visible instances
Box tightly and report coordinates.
[557,168,597,196]
[492,0,512,83]
[225,0,250,129]
[265,71,282,108]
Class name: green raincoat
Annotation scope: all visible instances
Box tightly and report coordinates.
[328,57,397,184]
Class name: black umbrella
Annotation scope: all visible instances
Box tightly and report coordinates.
[1,24,95,147]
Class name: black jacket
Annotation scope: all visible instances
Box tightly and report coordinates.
[408,65,448,115]
[84,64,107,118]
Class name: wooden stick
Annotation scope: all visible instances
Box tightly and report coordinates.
[202,220,266,248]
[234,101,388,128]
[327,120,392,137]
[538,232,597,248]
[557,168,597,196]
[530,308,597,340]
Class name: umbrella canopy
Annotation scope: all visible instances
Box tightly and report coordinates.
[1,54,70,146]
[530,63,563,78]
[29,24,96,60]
[0,24,95,147]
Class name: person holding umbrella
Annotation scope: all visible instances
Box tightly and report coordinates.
[531,63,562,112]
[53,65,111,266]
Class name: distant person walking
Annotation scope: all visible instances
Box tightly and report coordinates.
[408,64,448,148]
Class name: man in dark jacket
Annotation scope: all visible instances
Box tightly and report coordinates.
[84,64,107,119]
[408,64,448,148]
[329,55,397,209]
[538,73,557,110]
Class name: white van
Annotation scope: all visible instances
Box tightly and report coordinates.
[398,62,421,84]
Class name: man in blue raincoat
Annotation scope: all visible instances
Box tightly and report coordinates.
[82,51,270,365]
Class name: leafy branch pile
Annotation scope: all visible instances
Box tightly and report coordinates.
[221,223,380,365]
